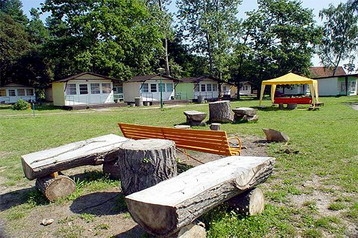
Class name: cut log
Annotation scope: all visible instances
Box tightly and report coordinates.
[125,156,275,237]
[226,187,265,216]
[183,110,207,126]
[21,134,128,180]
[35,174,76,202]
[210,123,221,131]
[118,139,177,195]
[262,128,289,142]
[209,100,234,123]
[176,222,206,238]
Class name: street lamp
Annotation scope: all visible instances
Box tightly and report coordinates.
[157,68,165,110]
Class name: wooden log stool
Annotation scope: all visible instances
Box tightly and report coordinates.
[183,110,207,126]
[209,100,234,123]
[117,139,177,195]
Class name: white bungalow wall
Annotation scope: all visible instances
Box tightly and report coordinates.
[0,84,36,103]
[63,79,114,106]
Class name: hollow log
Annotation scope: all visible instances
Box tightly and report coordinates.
[21,134,128,180]
[125,156,275,237]
[35,174,76,202]
[118,139,177,196]
[226,187,265,216]
[209,100,234,123]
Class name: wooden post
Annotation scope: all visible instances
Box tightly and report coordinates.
[209,101,234,123]
[118,139,177,195]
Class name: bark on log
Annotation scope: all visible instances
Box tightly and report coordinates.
[226,187,265,216]
[118,139,177,196]
[125,156,275,237]
[209,100,234,123]
[35,174,76,202]
[21,134,128,180]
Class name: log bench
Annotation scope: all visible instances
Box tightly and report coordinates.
[125,155,276,237]
[21,134,128,201]
[183,110,207,126]
[118,123,242,162]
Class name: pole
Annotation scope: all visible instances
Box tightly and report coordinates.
[160,77,163,110]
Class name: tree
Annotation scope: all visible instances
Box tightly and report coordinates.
[235,0,321,97]
[41,0,166,80]
[176,0,242,81]
[0,0,28,24]
[318,2,358,75]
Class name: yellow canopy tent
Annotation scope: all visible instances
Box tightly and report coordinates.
[259,73,319,106]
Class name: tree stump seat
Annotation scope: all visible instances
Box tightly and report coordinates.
[21,134,129,201]
[232,107,258,123]
[125,155,275,237]
[183,110,207,126]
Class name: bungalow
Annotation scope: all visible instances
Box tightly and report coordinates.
[176,76,237,101]
[51,72,121,106]
[0,83,36,104]
[123,74,180,103]
[309,66,357,96]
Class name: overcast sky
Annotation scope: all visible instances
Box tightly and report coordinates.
[21,0,347,66]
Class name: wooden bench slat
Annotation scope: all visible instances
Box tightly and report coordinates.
[118,123,241,157]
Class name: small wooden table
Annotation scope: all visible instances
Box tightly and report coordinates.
[183,110,207,126]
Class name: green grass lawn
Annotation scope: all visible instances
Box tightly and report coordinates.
[0,96,357,237]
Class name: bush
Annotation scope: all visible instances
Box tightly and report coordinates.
[12,99,30,110]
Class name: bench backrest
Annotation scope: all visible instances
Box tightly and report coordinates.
[118,123,233,156]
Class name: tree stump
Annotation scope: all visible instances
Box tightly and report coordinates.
[35,174,76,202]
[226,187,265,216]
[183,110,207,126]
[210,123,221,130]
[262,128,290,142]
[118,139,177,195]
[232,107,258,123]
[209,100,234,123]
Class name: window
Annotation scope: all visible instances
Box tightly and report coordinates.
[207,84,212,92]
[79,84,88,94]
[142,83,149,92]
[66,84,77,95]
[8,89,16,96]
[17,89,25,96]
[213,84,218,91]
[201,84,206,92]
[0,89,5,96]
[26,89,34,96]
[102,83,111,93]
[150,84,157,92]
[91,83,100,94]
[166,83,173,92]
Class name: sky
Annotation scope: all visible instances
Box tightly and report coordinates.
[21,0,346,66]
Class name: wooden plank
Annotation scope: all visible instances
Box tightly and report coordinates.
[126,156,275,236]
[21,134,128,180]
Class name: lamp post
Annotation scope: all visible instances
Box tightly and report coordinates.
[157,68,165,110]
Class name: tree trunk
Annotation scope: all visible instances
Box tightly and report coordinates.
[21,134,128,180]
[125,156,275,237]
[35,174,76,202]
[226,187,265,216]
[209,100,234,123]
[118,139,177,196]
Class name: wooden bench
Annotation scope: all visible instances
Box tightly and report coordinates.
[125,155,275,237]
[21,134,128,201]
[118,123,242,162]
[274,97,312,105]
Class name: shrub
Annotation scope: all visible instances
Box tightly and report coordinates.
[12,99,30,110]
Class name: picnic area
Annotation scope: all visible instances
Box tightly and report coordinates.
[0,96,357,238]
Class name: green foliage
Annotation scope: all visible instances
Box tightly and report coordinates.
[319,2,358,73]
[11,99,30,110]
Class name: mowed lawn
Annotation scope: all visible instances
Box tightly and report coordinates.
[0,96,357,237]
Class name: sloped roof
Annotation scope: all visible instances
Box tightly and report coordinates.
[55,72,118,82]
[128,74,180,82]
[309,66,346,78]
[180,75,222,83]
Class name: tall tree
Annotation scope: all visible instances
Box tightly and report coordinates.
[236,0,321,96]
[0,0,28,24]
[176,0,242,81]
[318,2,358,75]
[41,0,165,80]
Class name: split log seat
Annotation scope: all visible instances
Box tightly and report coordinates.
[21,134,128,201]
[183,110,207,126]
[274,97,312,105]
[118,123,242,161]
[125,155,276,237]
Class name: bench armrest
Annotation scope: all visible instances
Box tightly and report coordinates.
[227,136,242,155]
